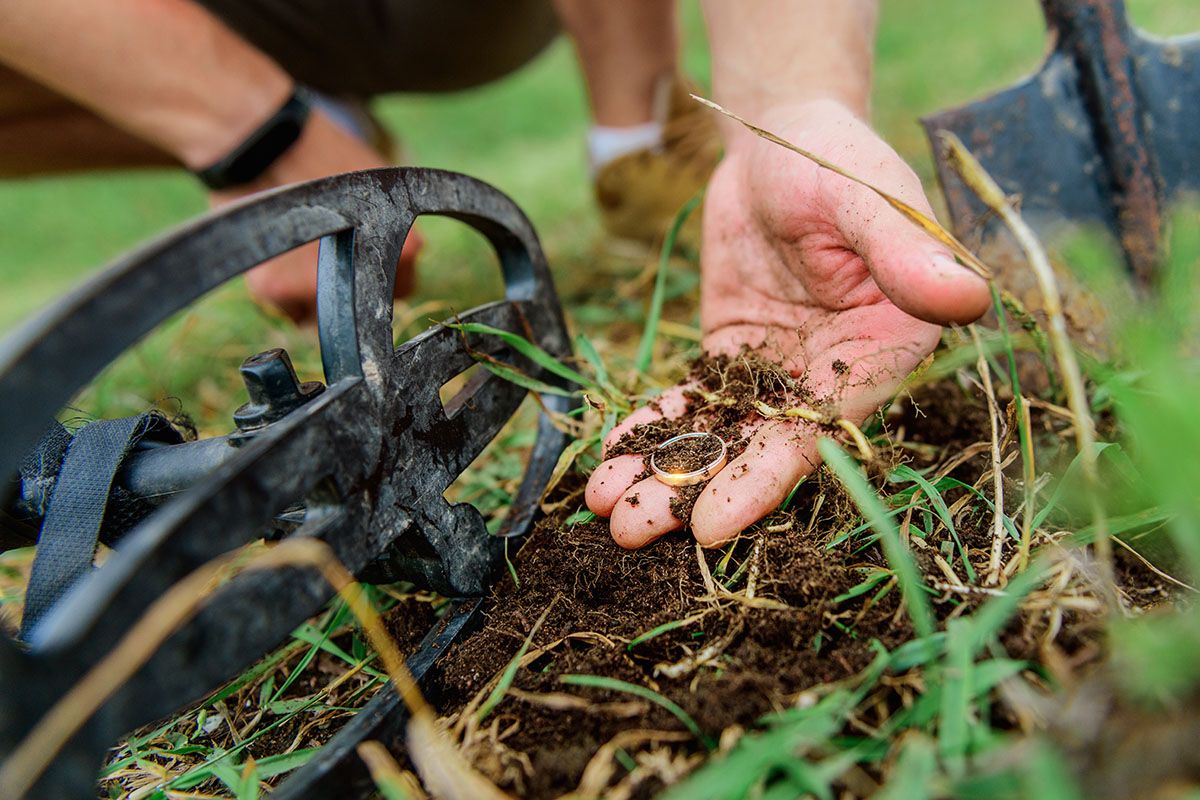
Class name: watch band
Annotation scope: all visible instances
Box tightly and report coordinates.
[194,89,312,191]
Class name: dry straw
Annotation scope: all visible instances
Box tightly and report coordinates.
[692,94,1116,606]
[935,131,1116,611]
[0,538,510,800]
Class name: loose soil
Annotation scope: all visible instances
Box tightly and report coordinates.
[434,505,905,799]
[650,433,724,474]
[430,353,1177,798]
[606,352,825,522]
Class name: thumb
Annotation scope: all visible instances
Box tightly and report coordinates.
[850,197,991,326]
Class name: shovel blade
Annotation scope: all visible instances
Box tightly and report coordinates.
[923,29,1200,278]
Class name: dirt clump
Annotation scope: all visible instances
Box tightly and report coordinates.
[606,351,830,523]
[651,433,724,473]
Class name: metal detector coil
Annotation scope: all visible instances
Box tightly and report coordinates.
[0,168,576,798]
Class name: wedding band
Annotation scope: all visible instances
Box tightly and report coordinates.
[650,432,728,487]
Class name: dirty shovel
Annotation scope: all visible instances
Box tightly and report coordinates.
[923,0,1200,285]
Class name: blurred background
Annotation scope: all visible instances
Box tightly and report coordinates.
[0,0,1196,431]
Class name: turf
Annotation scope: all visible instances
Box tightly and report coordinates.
[1,1,1193,328]
[3,3,1200,799]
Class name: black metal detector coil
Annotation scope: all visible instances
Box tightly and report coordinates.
[0,168,576,798]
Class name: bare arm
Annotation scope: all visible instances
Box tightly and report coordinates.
[587,1,991,547]
[0,0,410,323]
[702,0,877,123]
[0,0,293,169]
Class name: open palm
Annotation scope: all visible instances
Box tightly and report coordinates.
[586,100,990,548]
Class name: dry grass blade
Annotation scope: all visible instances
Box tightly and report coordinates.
[692,94,992,281]
[0,550,239,797]
[358,739,428,800]
[0,538,510,800]
[407,715,513,800]
[540,436,600,512]
[936,131,1116,608]
[971,325,1008,586]
[507,688,647,717]
[565,729,692,800]
[1111,536,1198,594]
[653,618,744,679]
[751,400,873,460]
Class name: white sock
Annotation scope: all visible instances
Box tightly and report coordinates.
[587,122,664,174]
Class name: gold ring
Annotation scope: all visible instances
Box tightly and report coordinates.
[650,432,728,487]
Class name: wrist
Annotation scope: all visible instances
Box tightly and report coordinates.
[193,89,312,190]
[172,41,294,171]
[701,0,876,149]
[716,97,864,158]
[209,110,390,202]
[176,84,295,171]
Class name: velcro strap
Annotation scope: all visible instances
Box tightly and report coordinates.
[20,413,180,641]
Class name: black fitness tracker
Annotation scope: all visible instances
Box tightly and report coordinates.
[194,88,312,190]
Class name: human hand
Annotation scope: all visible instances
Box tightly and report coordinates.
[585,99,990,548]
[212,111,423,324]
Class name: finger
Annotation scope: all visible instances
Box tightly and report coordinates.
[840,176,991,327]
[689,334,936,546]
[690,419,821,546]
[609,477,684,549]
[585,454,649,517]
[601,385,693,456]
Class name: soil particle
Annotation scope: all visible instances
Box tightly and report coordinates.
[607,351,818,464]
[605,351,828,525]
[668,484,705,523]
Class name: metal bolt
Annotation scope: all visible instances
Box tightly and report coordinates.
[232,348,325,432]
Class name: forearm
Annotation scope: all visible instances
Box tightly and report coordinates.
[0,0,291,169]
[701,0,877,144]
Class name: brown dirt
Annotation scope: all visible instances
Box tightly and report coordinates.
[428,354,1176,799]
[651,433,724,473]
[429,356,976,798]
[607,351,829,522]
[434,504,911,799]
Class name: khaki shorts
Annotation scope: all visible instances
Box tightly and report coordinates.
[197,0,560,97]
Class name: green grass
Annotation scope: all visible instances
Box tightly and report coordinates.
[5,1,1198,330]
[5,4,1200,799]
[2,1,1196,429]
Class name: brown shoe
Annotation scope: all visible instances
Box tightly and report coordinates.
[593,76,722,253]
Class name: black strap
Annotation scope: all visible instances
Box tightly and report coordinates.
[20,413,180,641]
[194,89,312,190]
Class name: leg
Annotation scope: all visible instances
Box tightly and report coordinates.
[0,65,171,176]
[552,0,677,126]
[553,0,721,249]
[198,0,560,97]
